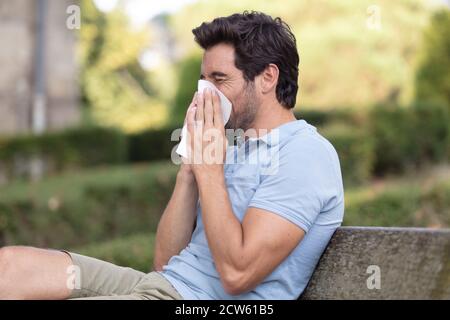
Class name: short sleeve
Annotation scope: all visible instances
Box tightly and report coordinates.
[248,136,340,233]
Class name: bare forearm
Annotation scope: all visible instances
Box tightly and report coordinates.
[153,168,198,270]
[197,173,244,274]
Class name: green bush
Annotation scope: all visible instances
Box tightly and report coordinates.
[409,102,450,164]
[1,102,448,186]
[128,126,179,163]
[73,233,155,272]
[127,110,364,164]
[294,108,362,127]
[420,179,450,228]
[415,9,450,109]
[0,162,177,248]
[370,103,450,175]
[344,178,450,228]
[320,124,374,186]
[0,127,127,181]
[344,187,422,227]
[0,125,183,181]
[370,104,414,174]
[171,54,202,126]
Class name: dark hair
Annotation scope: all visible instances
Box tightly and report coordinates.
[192,11,299,109]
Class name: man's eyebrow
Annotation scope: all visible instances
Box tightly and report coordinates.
[200,71,228,80]
[210,71,228,78]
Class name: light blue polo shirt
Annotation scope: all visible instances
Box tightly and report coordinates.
[161,119,345,299]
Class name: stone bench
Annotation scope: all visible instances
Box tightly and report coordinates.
[299,226,450,299]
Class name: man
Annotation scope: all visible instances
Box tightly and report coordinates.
[0,11,344,300]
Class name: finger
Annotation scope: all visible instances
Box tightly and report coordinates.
[204,88,214,127]
[193,91,198,107]
[187,105,197,131]
[196,91,204,123]
[212,91,224,127]
[184,92,198,125]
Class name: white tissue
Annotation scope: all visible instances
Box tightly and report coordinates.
[176,80,232,158]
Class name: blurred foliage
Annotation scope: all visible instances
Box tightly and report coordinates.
[344,175,450,228]
[321,124,374,186]
[171,54,202,125]
[73,170,450,270]
[294,109,364,128]
[0,125,178,182]
[422,179,450,227]
[75,0,448,130]
[1,161,449,258]
[0,162,177,248]
[128,126,179,163]
[415,9,450,108]
[370,102,450,175]
[346,188,422,227]
[169,0,438,110]
[0,127,127,181]
[79,0,167,132]
[74,233,155,272]
[1,101,448,185]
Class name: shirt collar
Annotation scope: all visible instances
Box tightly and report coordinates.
[252,119,312,147]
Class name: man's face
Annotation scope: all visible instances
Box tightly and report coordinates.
[200,43,259,131]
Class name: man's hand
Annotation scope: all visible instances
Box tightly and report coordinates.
[178,92,199,181]
[153,92,201,271]
[186,88,228,183]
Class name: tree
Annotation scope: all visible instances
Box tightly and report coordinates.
[79,0,167,132]
[415,9,450,109]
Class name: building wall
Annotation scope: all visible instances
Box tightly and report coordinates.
[0,0,79,135]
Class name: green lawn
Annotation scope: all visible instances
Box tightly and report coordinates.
[73,233,156,272]
[344,165,450,228]
[0,161,178,248]
[0,161,178,203]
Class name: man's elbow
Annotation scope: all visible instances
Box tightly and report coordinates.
[221,267,251,296]
[153,262,164,272]
[153,254,166,272]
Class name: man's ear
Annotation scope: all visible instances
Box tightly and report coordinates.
[259,63,279,94]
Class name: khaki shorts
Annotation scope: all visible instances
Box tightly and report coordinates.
[63,251,183,300]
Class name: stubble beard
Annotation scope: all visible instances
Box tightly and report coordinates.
[225,81,259,133]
